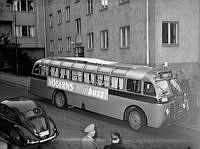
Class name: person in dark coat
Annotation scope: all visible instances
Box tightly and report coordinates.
[104,132,125,149]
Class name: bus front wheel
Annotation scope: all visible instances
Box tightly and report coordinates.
[128,108,147,131]
[53,91,67,108]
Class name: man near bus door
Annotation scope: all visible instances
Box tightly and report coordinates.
[103,132,125,149]
[80,124,99,149]
[189,75,199,124]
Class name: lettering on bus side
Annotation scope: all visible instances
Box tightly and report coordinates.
[47,77,73,91]
[47,77,108,100]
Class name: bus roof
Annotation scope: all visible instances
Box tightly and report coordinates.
[35,57,172,81]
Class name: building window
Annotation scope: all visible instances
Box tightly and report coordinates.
[14,0,34,12]
[162,21,178,46]
[119,0,129,5]
[65,6,70,22]
[87,32,94,50]
[100,0,108,9]
[50,40,54,52]
[66,37,71,52]
[87,0,93,15]
[74,0,80,3]
[120,26,130,48]
[15,25,35,37]
[75,18,81,35]
[49,14,53,28]
[58,38,63,52]
[100,30,108,49]
[57,10,62,25]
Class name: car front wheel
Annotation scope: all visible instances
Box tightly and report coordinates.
[10,129,24,146]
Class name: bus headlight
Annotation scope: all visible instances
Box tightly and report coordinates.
[183,103,186,109]
[161,97,168,102]
[165,108,170,115]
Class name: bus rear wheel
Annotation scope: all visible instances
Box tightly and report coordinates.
[53,91,67,108]
[128,108,147,131]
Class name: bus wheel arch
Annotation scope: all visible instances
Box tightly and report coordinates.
[124,105,147,131]
[52,89,68,109]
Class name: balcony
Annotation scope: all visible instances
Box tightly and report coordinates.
[0,2,13,22]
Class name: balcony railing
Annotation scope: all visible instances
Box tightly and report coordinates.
[0,2,13,21]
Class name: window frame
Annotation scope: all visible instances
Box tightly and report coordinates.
[162,21,179,47]
[100,0,108,10]
[87,0,93,15]
[120,25,130,48]
[58,38,63,53]
[57,9,62,25]
[65,6,70,22]
[66,36,71,52]
[119,0,129,5]
[49,13,53,28]
[100,30,109,49]
[87,32,94,50]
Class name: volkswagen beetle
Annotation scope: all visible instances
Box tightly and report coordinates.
[0,96,59,147]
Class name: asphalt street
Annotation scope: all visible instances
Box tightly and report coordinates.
[0,80,200,149]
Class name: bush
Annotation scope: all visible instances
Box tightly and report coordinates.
[18,52,35,76]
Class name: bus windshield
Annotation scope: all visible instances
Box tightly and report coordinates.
[156,80,171,97]
[156,79,182,97]
[169,78,181,94]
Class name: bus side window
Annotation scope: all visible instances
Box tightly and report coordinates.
[50,67,59,77]
[84,72,95,85]
[33,64,40,74]
[126,79,141,93]
[77,71,83,82]
[97,74,103,86]
[143,82,156,96]
[72,70,78,81]
[41,65,49,76]
[104,75,110,87]
[60,68,70,79]
[111,77,124,90]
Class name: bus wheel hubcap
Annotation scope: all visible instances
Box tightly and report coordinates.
[129,111,142,130]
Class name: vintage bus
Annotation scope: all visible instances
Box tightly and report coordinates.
[30,57,189,131]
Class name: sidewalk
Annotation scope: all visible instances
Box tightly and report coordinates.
[0,71,200,132]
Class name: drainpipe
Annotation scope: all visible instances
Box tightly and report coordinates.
[146,0,149,65]
[42,0,47,57]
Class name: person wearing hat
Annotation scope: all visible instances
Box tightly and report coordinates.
[80,124,99,149]
[103,132,125,149]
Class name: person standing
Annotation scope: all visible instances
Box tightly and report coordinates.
[103,132,125,149]
[80,124,99,149]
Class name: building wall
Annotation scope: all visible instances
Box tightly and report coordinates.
[15,0,45,48]
[46,0,149,65]
[154,0,200,78]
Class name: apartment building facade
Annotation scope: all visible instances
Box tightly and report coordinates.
[45,0,200,79]
[0,0,45,59]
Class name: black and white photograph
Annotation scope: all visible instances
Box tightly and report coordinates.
[0,0,200,149]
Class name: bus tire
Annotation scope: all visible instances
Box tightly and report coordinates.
[128,108,147,131]
[53,90,67,108]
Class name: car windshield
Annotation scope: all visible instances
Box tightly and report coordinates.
[156,80,171,97]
